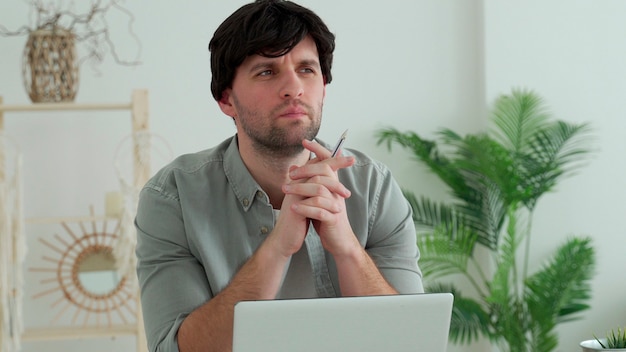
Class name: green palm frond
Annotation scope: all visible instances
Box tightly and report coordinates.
[487,89,593,211]
[525,237,595,324]
[524,237,594,351]
[400,135,509,250]
[455,173,507,250]
[529,121,593,173]
[426,283,490,345]
[402,191,455,230]
[515,121,592,209]
[450,297,491,344]
[490,88,552,155]
[376,128,470,198]
[404,191,488,247]
[416,226,476,280]
[443,132,517,196]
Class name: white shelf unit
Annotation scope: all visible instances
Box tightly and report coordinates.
[0,90,149,352]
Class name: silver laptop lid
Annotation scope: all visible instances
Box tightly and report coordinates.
[232,293,453,352]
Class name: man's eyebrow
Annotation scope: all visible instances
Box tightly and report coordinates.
[247,61,275,73]
[298,59,321,68]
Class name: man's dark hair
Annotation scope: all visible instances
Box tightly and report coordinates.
[209,0,335,101]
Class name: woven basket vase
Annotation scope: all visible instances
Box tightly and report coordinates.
[22,28,79,103]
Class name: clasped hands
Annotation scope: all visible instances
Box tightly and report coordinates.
[271,139,357,259]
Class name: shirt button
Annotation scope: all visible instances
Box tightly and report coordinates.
[242,199,250,207]
[260,226,269,235]
[256,191,264,199]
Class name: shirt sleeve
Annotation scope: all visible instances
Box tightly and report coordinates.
[365,163,424,294]
[135,184,213,352]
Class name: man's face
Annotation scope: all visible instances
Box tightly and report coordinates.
[219,36,326,157]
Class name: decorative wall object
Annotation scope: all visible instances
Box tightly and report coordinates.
[112,132,173,285]
[0,1,142,103]
[22,28,78,103]
[29,207,136,327]
[0,132,25,352]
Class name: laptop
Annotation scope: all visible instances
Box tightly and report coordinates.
[232,293,454,352]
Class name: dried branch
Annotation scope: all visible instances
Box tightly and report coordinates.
[0,24,31,36]
[0,0,141,69]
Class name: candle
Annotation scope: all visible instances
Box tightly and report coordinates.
[105,191,124,217]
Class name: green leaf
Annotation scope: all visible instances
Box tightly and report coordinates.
[490,88,551,155]
[525,237,595,325]
[416,228,475,280]
[426,283,490,345]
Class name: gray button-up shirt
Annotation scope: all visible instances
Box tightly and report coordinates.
[135,135,423,352]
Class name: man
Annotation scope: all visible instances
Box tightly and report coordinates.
[135,1,423,351]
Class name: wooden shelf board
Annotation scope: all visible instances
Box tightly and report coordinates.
[0,102,132,112]
[22,324,138,341]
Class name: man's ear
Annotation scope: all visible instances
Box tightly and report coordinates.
[217,89,236,118]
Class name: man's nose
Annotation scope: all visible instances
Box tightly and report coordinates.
[279,71,304,98]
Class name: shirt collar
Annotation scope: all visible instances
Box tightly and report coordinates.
[222,135,266,212]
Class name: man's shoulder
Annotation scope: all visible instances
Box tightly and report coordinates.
[341,147,390,176]
[170,137,234,169]
[145,137,234,190]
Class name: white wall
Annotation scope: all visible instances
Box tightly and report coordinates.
[1,1,622,351]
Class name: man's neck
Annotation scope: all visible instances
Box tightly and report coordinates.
[238,139,310,209]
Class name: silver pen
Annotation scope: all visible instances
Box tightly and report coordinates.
[330,129,348,157]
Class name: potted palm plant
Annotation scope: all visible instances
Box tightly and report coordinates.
[581,327,626,351]
[377,88,596,352]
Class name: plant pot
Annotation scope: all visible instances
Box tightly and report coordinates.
[581,339,626,351]
[22,28,79,103]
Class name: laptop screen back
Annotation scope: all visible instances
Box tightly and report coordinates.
[232,293,454,352]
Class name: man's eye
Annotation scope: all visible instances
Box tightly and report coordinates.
[300,68,315,74]
[258,70,273,76]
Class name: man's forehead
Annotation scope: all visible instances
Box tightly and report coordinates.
[242,36,320,67]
